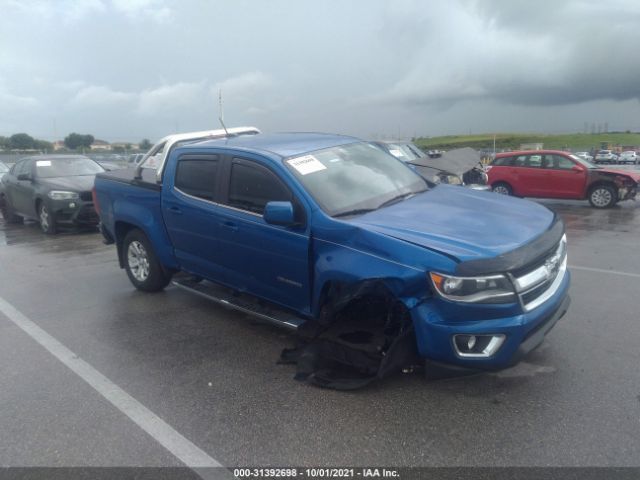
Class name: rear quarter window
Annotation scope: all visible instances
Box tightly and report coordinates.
[175,156,219,201]
[491,156,514,166]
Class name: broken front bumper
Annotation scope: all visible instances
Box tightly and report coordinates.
[411,268,571,372]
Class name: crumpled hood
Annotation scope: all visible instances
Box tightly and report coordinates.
[595,168,640,183]
[348,185,555,262]
[40,175,96,192]
[410,147,481,177]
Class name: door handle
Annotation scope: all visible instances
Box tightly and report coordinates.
[168,206,182,214]
[221,220,238,232]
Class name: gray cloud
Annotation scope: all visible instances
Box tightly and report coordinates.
[1,0,640,141]
[373,0,640,108]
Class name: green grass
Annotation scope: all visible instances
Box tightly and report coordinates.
[414,132,640,151]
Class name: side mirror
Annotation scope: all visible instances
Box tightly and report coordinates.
[263,201,295,226]
[17,173,31,181]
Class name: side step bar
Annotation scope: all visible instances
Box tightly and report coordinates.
[172,277,306,331]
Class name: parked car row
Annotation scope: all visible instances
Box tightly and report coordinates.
[3,140,639,238]
[589,149,639,165]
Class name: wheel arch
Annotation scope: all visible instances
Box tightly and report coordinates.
[114,221,143,268]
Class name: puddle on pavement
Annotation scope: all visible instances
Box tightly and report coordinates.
[0,217,104,254]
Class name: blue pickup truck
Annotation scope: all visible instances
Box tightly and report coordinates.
[94,131,570,388]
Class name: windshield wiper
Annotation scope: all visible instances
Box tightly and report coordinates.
[333,208,377,218]
[377,189,427,209]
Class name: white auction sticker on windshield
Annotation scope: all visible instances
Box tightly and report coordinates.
[36,160,52,167]
[287,155,327,175]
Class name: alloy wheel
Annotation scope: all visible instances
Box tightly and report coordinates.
[590,188,612,208]
[127,240,150,281]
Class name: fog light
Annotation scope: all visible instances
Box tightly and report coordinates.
[69,202,76,208]
[453,334,505,358]
[467,335,477,350]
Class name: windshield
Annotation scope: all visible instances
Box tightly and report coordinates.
[35,157,105,178]
[0,162,8,173]
[385,143,421,162]
[569,154,598,169]
[406,143,425,158]
[285,142,428,217]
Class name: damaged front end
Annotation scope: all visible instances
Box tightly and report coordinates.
[613,176,638,201]
[280,281,419,390]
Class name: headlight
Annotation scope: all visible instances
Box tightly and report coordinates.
[437,174,462,185]
[48,190,79,200]
[429,272,516,304]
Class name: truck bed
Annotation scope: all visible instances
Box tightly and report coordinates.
[95,167,160,190]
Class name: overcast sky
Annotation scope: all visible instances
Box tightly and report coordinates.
[1,0,640,143]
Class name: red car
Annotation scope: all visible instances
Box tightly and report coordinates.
[487,150,639,208]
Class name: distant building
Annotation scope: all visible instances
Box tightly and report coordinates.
[520,143,543,150]
[90,140,111,151]
[52,141,65,151]
[110,142,133,150]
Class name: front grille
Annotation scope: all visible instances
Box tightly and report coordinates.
[521,278,554,305]
[79,191,92,201]
[513,236,567,312]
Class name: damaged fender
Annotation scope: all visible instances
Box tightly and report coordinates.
[281,223,454,389]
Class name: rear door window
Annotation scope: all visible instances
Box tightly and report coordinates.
[175,156,219,201]
[545,155,575,170]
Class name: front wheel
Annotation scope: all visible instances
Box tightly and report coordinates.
[588,185,617,208]
[492,182,513,195]
[123,229,172,292]
[38,203,56,234]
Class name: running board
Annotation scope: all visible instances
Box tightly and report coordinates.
[171,277,306,331]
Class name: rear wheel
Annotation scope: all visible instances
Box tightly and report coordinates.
[123,229,172,292]
[588,184,617,208]
[492,182,513,196]
[38,202,56,234]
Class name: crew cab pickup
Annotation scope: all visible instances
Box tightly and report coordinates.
[94,131,571,385]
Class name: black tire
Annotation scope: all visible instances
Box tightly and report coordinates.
[492,182,513,196]
[0,197,23,224]
[38,202,56,234]
[588,184,617,208]
[122,229,172,292]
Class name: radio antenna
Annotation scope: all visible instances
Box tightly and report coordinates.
[218,89,229,136]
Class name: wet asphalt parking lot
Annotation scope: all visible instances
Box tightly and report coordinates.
[1,188,639,471]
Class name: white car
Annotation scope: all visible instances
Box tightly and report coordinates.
[618,151,638,165]
[595,150,618,164]
[574,151,593,162]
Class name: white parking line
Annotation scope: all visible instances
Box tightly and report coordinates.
[569,265,640,279]
[0,295,222,470]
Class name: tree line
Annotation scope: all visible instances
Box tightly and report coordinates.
[0,133,152,152]
[0,133,52,151]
